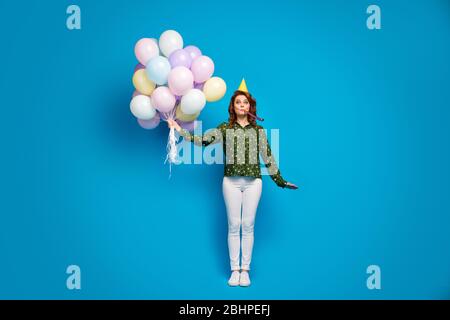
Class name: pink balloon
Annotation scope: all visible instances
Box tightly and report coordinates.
[151,86,176,113]
[184,45,202,61]
[191,56,214,83]
[137,113,160,130]
[135,38,159,65]
[168,66,194,96]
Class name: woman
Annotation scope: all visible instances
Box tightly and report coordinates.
[168,80,298,287]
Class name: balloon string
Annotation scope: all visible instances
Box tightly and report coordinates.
[163,108,180,179]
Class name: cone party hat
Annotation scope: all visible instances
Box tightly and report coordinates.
[237,78,248,92]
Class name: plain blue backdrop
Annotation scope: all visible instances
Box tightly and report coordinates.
[0,0,449,299]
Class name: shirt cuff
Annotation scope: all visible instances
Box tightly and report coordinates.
[179,128,192,140]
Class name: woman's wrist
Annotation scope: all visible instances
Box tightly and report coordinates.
[168,119,182,132]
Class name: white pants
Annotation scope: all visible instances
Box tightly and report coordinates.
[222,176,262,271]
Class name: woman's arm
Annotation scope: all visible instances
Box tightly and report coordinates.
[259,127,298,189]
[168,119,223,147]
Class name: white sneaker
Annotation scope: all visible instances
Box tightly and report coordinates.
[239,271,251,287]
[228,271,240,286]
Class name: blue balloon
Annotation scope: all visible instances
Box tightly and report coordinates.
[145,56,171,85]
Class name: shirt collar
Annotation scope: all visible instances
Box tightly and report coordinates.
[234,121,255,129]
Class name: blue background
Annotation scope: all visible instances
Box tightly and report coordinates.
[0,0,449,299]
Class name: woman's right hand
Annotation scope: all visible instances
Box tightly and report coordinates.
[167,119,181,132]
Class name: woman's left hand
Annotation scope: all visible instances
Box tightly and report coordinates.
[285,182,298,190]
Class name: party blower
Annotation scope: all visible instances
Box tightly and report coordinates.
[129,30,227,177]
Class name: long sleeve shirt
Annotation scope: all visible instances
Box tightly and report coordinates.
[179,121,287,188]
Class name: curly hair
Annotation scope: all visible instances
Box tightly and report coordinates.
[227,90,257,127]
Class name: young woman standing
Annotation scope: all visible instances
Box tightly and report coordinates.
[168,79,298,287]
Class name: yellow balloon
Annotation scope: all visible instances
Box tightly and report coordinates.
[176,104,200,122]
[132,69,156,95]
[203,77,227,102]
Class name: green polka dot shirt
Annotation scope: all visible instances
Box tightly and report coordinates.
[179,121,288,188]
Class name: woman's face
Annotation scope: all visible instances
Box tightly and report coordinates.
[234,94,250,116]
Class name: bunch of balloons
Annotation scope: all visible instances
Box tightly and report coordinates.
[130,29,227,130]
[129,29,227,173]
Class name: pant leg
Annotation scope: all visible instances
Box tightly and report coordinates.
[222,177,243,271]
[241,178,262,271]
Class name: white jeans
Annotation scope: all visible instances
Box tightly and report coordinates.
[222,176,262,271]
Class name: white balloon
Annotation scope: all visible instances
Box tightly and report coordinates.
[180,89,206,115]
[159,30,183,58]
[130,95,156,120]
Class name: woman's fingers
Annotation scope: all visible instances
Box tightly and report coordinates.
[167,119,180,131]
[285,182,298,190]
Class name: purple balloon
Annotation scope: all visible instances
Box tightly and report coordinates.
[134,63,145,72]
[137,113,160,130]
[184,45,202,62]
[176,119,198,132]
[194,82,204,90]
[169,49,192,69]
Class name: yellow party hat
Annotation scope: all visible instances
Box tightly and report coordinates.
[237,78,248,92]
